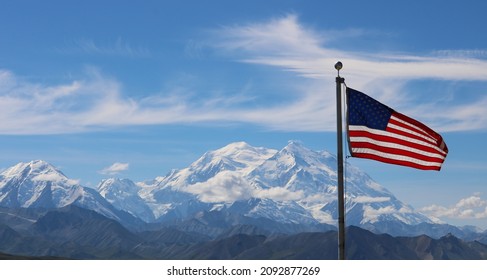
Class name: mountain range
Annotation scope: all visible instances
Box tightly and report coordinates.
[1,141,486,259]
[1,205,487,260]
[97,141,436,227]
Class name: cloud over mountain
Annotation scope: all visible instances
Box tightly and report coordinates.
[421,193,487,220]
[99,162,130,175]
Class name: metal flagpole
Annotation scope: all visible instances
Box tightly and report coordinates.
[334,61,346,260]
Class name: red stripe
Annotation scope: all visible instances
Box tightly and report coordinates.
[385,125,436,146]
[350,141,445,163]
[348,130,445,156]
[387,116,434,140]
[352,152,442,171]
[393,112,441,140]
[393,111,448,156]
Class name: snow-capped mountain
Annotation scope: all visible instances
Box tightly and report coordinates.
[0,160,130,223]
[99,141,434,227]
[0,141,435,233]
[97,178,155,222]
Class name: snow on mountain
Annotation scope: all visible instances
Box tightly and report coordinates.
[97,178,155,222]
[0,160,126,222]
[190,141,278,177]
[126,142,278,221]
[250,141,336,204]
[246,141,433,225]
[226,198,318,225]
[99,141,433,227]
[151,141,276,190]
[4,141,434,229]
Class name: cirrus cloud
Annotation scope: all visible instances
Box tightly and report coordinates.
[1,14,487,134]
[211,14,487,132]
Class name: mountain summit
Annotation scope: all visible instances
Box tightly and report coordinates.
[0,160,77,208]
[0,160,127,222]
[99,141,434,227]
[0,142,436,235]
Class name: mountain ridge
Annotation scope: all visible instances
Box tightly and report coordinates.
[0,141,480,239]
[97,141,436,231]
[0,160,142,229]
[1,206,486,260]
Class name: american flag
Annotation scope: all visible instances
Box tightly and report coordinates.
[346,87,448,171]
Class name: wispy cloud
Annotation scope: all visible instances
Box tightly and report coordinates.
[1,14,487,134]
[0,67,243,134]
[99,162,130,175]
[214,14,487,81]
[211,14,487,132]
[434,49,487,58]
[420,193,487,220]
[0,65,328,134]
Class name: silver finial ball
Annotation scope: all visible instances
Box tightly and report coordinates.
[335,61,343,71]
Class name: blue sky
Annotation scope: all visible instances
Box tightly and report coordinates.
[1,0,487,228]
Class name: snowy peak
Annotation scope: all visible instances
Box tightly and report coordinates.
[218,141,277,162]
[0,160,79,208]
[97,178,155,222]
[251,141,337,194]
[281,141,336,172]
[0,160,128,223]
[190,141,277,176]
[98,178,140,197]
[1,160,70,183]
[0,142,436,230]
[127,141,433,226]
[151,141,276,190]
[281,140,309,153]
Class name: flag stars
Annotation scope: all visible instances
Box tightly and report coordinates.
[347,88,392,130]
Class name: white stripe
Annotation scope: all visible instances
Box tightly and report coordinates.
[350,147,443,167]
[349,125,447,156]
[387,123,436,144]
[390,115,433,138]
[349,136,446,160]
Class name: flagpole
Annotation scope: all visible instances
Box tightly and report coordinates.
[335,61,346,260]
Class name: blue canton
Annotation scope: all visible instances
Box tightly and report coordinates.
[347,88,393,130]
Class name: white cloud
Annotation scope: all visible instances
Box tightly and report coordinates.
[99,162,129,175]
[0,68,232,134]
[361,204,419,224]
[216,14,487,81]
[212,14,487,132]
[420,193,487,220]
[182,171,305,203]
[32,173,80,185]
[362,205,397,223]
[254,187,305,201]
[353,196,391,203]
[184,171,253,203]
[1,14,487,134]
